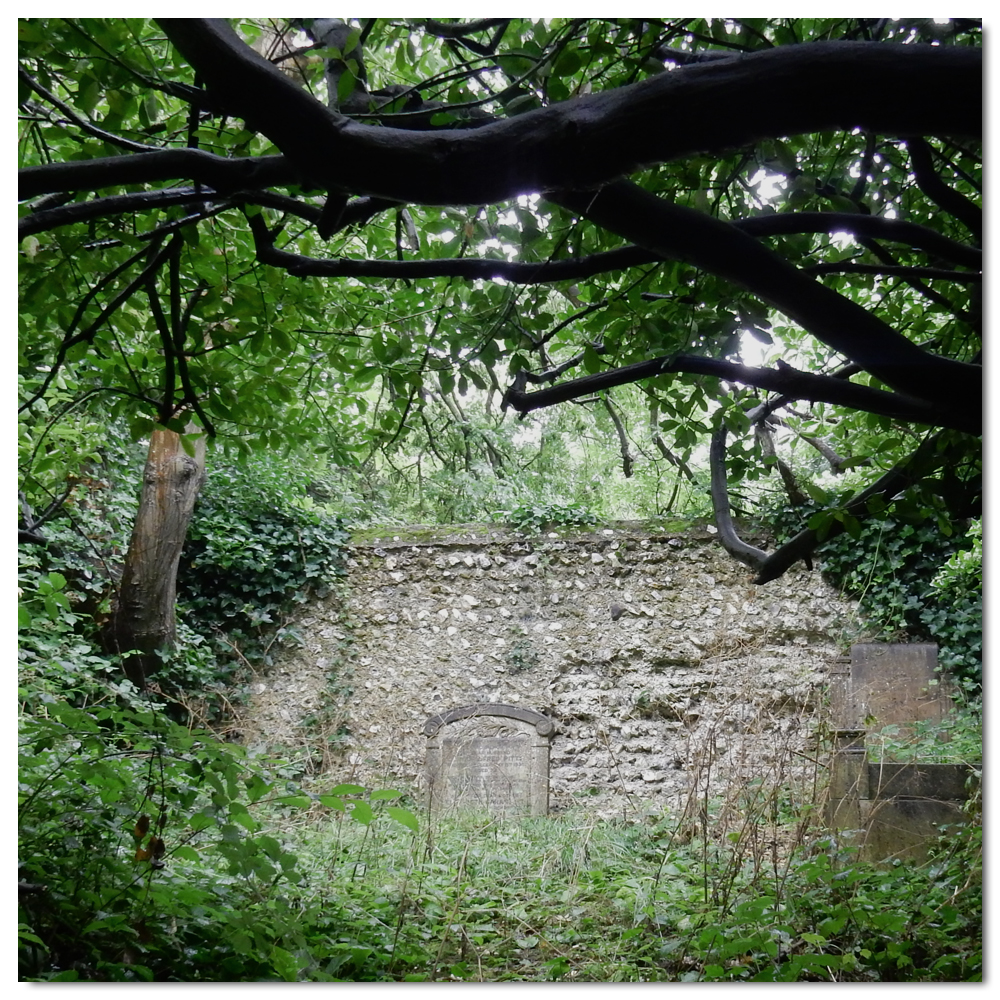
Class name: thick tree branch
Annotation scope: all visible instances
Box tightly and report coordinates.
[419,19,510,39]
[19,149,294,202]
[753,432,960,584]
[709,425,768,574]
[905,136,982,241]
[153,21,980,205]
[505,353,978,434]
[551,181,980,413]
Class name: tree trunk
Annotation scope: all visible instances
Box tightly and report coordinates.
[104,425,206,686]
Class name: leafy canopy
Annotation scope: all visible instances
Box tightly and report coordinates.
[18,17,981,581]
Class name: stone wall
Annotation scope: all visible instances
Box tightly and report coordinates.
[246,522,862,817]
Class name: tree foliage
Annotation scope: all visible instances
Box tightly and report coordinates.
[19,17,981,587]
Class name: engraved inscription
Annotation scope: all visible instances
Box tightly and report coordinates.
[425,703,555,816]
[442,734,531,812]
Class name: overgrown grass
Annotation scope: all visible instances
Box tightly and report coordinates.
[20,699,981,984]
[270,797,980,983]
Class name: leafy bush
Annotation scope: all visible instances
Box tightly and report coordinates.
[18,700,419,982]
[498,501,599,533]
[869,701,982,764]
[176,459,350,671]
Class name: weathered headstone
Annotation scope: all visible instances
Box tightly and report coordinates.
[826,643,974,862]
[424,704,555,816]
[831,643,950,730]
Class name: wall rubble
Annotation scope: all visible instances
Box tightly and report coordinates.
[249,522,861,816]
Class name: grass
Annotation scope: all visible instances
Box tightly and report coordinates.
[266,782,981,983]
[19,700,981,983]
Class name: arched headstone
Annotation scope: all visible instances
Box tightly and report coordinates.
[424,704,556,816]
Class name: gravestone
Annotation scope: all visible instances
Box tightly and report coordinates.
[826,644,974,862]
[424,704,556,817]
[830,643,950,730]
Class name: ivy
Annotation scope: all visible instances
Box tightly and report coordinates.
[178,459,350,670]
[770,503,981,688]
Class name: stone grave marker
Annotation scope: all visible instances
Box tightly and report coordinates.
[831,643,951,730]
[424,703,555,816]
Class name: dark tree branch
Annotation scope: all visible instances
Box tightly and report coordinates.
[755,420,808,505]
[655,47,737,65]
[732,214,980,270]
[849,131,877,203]
[18,484,74,543]
[804,262,980,282]
[238,210,979,285]
[505,352,978,434]
[523,352,588,384]
[905,136,982,241]
[551,181,980,412]
[19,149,295,202]
[601,396,634,478]
[19,187,219,240]
[753,431,961,584]
[250,226,655,282]
[858,236,970,322]
[648,396,696,480]
[419,18,510,39]
[144,244,177,420]
[19,185,401,240]
[709,425,768,574]
[17,65,158,154]
[151,21,980,205]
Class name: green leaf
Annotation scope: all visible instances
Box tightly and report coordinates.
[276,794,312,808]
[802,481,829,505]
[386,805,419,832]
[270,944,300,982]
[348,801,372,825]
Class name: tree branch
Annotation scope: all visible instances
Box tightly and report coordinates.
[18,65,158,154]
[504,352,978,434]
[709,425,768,574]
[905,136,982,241]
[19,149,294,202]
[804,262,980,282]
[154,21,980,204]
[601,395,634,477]
[238,209,979,287]
[753,431,961,583]
[551,181,980,413]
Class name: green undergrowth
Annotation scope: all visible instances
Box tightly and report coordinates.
[19,699,982,983]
